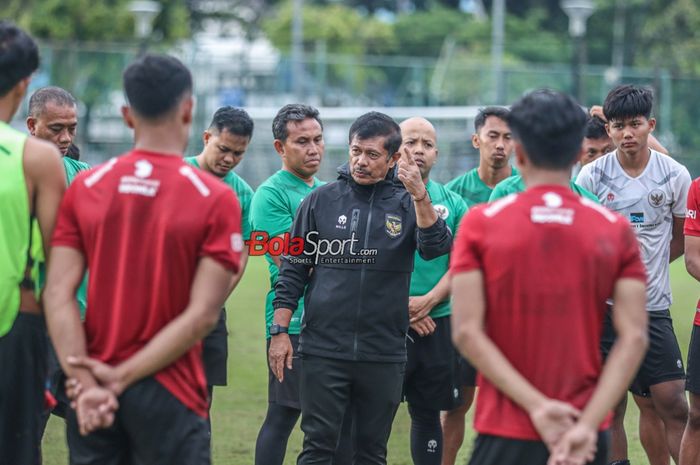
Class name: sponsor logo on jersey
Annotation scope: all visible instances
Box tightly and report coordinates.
[687,209,697,220]
[336,214,347,230]
[385,214,402,238]
[648,189,665,208]
[531,206,574,225]
[427,440,438,453]
[543,192,563,208]
[134,159,153,178]
[630,212,645,223]
[433,204,449,220]
[607,192,615,202]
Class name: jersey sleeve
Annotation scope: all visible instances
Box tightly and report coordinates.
[616,220,647,283]
[250,185,292,238]
[449,209,484,275]
[672,166,692,217]
[574,163,596,194]
[200,189,243,273]
[51,181,84,251]
[685,179,700,236]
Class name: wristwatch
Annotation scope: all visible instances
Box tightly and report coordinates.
[269,324,289,336]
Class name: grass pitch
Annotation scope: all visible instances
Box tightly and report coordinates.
[42,257,699,464]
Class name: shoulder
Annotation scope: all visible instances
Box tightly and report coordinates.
[23,136,63,176]
[228,171,254,196]
[481,193,518,218]
[446,170,472,190]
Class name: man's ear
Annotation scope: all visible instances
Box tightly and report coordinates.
[121,105,135,129]
[648,117,656,133]
[26,116,37,135]
[273,139,285,156]
[472,133,480,150]
[181,96,193,125]
[388,151,401,168]
[203,130,212,147]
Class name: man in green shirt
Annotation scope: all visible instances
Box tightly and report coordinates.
[0,22,66,465]
[252,104,350,465]
[442,106,516,465]
[185,106,255,415]
[26,86,91,437]
[400,117,467,465]
[446,106,516,208]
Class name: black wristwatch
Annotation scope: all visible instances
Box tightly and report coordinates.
[269,324,289,336]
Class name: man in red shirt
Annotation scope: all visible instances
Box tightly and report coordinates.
[450,89,649,465]
[680,177,700,464]
[43,54,242,465]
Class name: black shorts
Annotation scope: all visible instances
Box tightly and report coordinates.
[468,432,609,465]
[403,315,461,410]
[0,313,47,465]
[267,334,301,410]
[601,308,685,397]
[66,377,210,465]
[202,308,228,387]
[685,324,700,394]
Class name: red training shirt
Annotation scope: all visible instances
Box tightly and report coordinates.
[450,185,646,441]
[684,177,700,325]
[52,150,242,418]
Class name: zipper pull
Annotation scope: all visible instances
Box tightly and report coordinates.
[350,209,360,233]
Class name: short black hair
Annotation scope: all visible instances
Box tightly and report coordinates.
[208,106,254,139]
[474,106,510,132]
[507,89,587,170]
[0,21,39,97]
[123,54,192,120]
[29,86,77,117]
[585,115,608,140]
[348,112,402,158]
[272,104,322,142]
[603,84,653,122]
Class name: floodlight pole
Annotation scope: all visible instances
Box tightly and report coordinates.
[491,0,505,104]
[560,0,595,103]
[129,0,161,56]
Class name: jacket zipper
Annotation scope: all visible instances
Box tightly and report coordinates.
[353,186,375,360]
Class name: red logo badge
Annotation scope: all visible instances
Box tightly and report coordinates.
[607,193,615,202]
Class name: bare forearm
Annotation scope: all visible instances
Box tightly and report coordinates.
[227,251,249,294]
[44,292,96,389]
[428,273,450,304]
[670,236,684,263]
[273,308,293,327]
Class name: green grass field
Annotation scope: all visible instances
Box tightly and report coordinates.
[42,257,699,464]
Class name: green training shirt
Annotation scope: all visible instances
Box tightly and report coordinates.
[250,170,324,338]
[409,180,467,319]
[185,157,254,240]
[488,174,600,203]
[0,122,30,336]
[446,166,518,208]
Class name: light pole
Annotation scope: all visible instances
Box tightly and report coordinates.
[129,0,162,56]
[491,0,505,104]
[560,0,595,103]
[291,0,304,101]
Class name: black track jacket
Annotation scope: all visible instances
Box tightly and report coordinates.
[273,163,452,363]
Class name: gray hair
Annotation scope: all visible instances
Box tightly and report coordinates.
[28,86,77,117]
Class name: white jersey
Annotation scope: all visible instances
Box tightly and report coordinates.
[576,149,691,311]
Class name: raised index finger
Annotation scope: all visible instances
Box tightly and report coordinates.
[401,146,416,165]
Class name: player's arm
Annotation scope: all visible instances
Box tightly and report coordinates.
[23,138,65,259]
[451,270,581,449]
[269,194,316,382]
[409,273,450,328]
[227,248,249,293]
[686,236,700,281]
[70,256,234,395]
[550,277,647,465]
[670,216,685,262]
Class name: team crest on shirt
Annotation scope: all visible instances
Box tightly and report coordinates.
[385,214,402,238]
[433,204,449,220]
[336,214,347,230]
[648,189,665,208]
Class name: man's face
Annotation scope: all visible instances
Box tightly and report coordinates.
[581,136,615,166]
[276,118,324,179]
[400,118,438,180]
[472,116,513,170]
[607,116,656,158]
[27,101,77,155]
[201,128,250,177]
[349,135,399,185]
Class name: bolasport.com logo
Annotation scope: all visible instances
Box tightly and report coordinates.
[246,231,378,265]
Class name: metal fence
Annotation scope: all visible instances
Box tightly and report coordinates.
[11,41,699,187]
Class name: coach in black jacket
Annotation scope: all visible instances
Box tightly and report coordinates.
[270,112,452,465]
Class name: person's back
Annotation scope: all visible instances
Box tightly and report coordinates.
[58,152,240,415]
[459,187,640,438]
